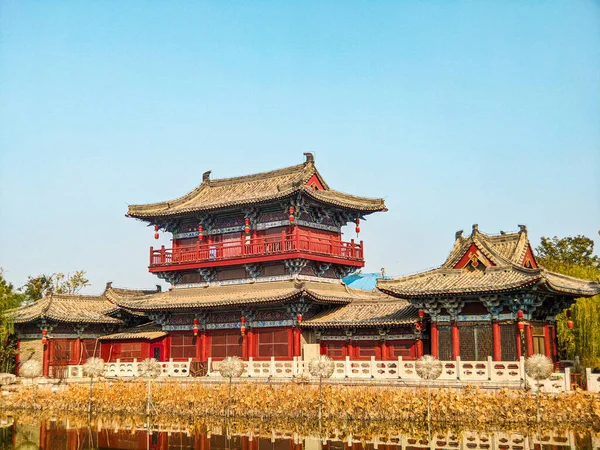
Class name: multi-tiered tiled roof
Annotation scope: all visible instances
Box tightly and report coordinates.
[378,225,600,298]
[126,154,387,219]
[105,280,388,311]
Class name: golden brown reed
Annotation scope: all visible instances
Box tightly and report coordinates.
[1,382,599,428]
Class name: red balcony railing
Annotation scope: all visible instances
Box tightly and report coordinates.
[149,228,363,269]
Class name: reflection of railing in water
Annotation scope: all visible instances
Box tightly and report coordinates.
[18,418,596,450]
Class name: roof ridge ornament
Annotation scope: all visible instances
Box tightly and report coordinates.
[303,152,314,164]
[455,230,463,240]
[518,224,527,234]
[202,170,212,182]
[472,224,479,234]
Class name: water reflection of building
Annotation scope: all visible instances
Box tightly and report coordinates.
[8,154,600,382]
[8,419,598,450]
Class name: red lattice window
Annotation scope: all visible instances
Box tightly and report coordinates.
[211,331,243,359]
[83,340,100,359]
[387,341,413,358]
[170,334,197,359]
[120,343,142,360]
[355,342,379,359]
[52,340,73,362]
[257,329,290,358]
[323,342,346,359]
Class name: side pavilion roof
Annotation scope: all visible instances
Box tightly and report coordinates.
[378,225,600,299]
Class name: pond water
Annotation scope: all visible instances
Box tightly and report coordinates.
[0,416,598,450]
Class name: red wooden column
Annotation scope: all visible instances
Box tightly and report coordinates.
[492,321,502,361]
[430,322,439,359]
[550,324,558,360]
[293,328,301,358]
[242,332,248,360]
[74,337,82,365]
[15,340,20,376]
[543,324,552,358]
[42,341,50,377]
[515,324,523,360]
[200,331,208,361]
[525,324,534,357]
[451,321,460,360]
[247,329,255,358]
[380,340,388,360]
[415,339,424,358]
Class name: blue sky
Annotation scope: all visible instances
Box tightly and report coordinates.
[1,1,599,292]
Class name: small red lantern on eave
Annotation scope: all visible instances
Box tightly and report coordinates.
[41,329,48,345]
[355,218,360,235]
[244,218,251,234]
[517,322,525,332]
[193,318,199,336]
[240,316,246,335]
[418,309,425,319]
[154,233,159,240]
[517,310,524,320]
[198,225,204,241]
[567,320,574,329]
[154,225,159,232]
[154,225,160,240]
[297,313,303,324]
[289,206,295,224]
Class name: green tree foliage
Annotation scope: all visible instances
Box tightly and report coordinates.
[0,270,25,373]
[23,270,90,300]
[535,235,600,370]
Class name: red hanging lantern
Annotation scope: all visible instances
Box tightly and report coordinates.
[198,225,204,241]
[517,310,524,320]
[566,309,572,319]
[244,218,251,234]
[154,232,159,240]
[517,322,525,332]
[41,329,48,345]
[289,206,295,224]
[240,316,246,335]
[297,313,303,323]
[154,225,159,232]
[355,218,360,235]
[567,320,574,329]
[193,318,199,336]
[418,309,425,319]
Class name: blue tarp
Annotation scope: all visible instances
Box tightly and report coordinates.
[342,272,382,291]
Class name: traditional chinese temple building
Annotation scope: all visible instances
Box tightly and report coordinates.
[378,224,600,362]
[9,154,600,380]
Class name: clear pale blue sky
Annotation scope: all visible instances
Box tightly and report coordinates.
[1,1,599,293]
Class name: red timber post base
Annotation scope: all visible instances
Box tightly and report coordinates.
[515,324,523,360]
[550,323,558,360]
[430,321,439,359]
[492,321,501,361]
[451,320,460,360]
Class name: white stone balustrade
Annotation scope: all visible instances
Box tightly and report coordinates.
[45,356,600,393]
[586,368,600,392]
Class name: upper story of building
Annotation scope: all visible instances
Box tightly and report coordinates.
[127,153,387,286]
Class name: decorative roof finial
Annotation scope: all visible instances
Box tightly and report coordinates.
[472,224,479,233]
[455,230,463,240]
[105,281,113,290]
[202,170,212,182]
[304,152,314,164]
[156,285,162,293]
[518,224,527,233]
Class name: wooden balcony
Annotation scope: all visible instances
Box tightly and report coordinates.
[149,228,364,272]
